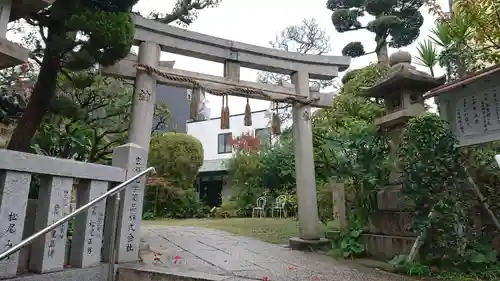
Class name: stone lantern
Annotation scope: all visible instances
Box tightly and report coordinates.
[360,50,446,260]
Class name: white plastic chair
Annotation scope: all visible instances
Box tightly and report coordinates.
[252,197,267,218]
[271,195,287,218]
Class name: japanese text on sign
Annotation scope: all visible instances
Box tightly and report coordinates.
[455,88,500,136]
[125,156,143,252]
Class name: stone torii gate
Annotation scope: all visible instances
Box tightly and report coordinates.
[103,14,350,258]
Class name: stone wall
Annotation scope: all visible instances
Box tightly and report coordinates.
[0,144,149,280]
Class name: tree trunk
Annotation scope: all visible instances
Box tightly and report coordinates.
[375,30,389,65]
[7,37,60,152]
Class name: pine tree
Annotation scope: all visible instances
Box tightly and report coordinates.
[8,0,221,152]
[326,0,424,64]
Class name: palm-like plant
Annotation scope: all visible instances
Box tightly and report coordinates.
[430,14,475,78]
[415,39,439,76]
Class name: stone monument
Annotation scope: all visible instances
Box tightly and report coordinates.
[360,51,446,260]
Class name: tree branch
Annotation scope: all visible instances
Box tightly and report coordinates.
[152,0,221,25]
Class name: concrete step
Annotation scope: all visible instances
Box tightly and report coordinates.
[368,211,414,237]
[7,264,108,281]
[362,234,415,261]
[117,264,235,281]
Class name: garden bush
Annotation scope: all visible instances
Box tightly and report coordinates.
[148,132,204,189]
[144,133,206,219]
[143,177,209,219]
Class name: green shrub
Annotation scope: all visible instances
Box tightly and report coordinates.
[143,177,209,219]
[148,132,203,189]
[227,150,265,211]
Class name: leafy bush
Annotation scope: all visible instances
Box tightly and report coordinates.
[143,177,209,219]
[148,132,203,189]
[330,217,365,259]
[314,64,390,223]
[399,113,499,269]
[317,181,334,223]
[227,147,265,211]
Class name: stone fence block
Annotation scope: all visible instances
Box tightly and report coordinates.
[0,171,31,279]
[0,150,126,183]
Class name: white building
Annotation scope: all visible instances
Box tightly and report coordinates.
[188,109,272,161]
[187,108,275,206]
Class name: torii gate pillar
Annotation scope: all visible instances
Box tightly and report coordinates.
[129,41,160,150]
[289,71,328,250]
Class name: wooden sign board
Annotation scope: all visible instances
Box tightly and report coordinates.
[437,73,500,147]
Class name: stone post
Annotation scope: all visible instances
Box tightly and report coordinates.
[289,71,322,245]
[331,182,347,230]
[70,180,108,268]
[0,0,11,37]
[29,176,73,273]
[0,171,31,279]
[103,143,148,263]
[128,41,160,150]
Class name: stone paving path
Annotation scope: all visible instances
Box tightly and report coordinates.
[138,225,416,281]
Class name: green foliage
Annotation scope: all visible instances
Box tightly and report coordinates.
[390,254,500,280]
[7,0,139,152]
[149,132,204,189]
[415,39,439,76]
[229,65,389,223]
[314,64,390,222]
[29,73,134,163]
[390,255,434,277]
[64,9,134,69]
[327,0,424,61]
[144,178,209,219]
[260,136,295,192]
[398,113,500,272]
[331,218,365,258]
[227,149,265,211]
[341,42,364,57]
[415,13,485,79]
[398,113,467,264]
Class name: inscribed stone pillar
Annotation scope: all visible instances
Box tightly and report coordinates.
[0,0,11,37]
[104,143,147,263]
[128,41,160,150]
[70,180,108,268]
[291,70,321,240]
[0,171,31,279]
[29,176,73,273]
[332,182,347,230]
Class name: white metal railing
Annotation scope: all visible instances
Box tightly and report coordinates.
[0,167,156,281]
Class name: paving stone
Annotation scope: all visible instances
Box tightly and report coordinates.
[138,226,417,281]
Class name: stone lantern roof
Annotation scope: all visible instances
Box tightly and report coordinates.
[362,50,446,98]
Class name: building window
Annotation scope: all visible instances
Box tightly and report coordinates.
[187,92,192,101]
[255,128,271,146]
[218,133,232,154]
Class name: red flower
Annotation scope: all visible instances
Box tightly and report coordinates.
[173,255,182,264]
[263,276,268,281]
[313,276,319,280]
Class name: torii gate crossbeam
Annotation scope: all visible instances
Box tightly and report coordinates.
[102,14,351,260]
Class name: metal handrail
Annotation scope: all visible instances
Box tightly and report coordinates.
[0,166,156,281]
